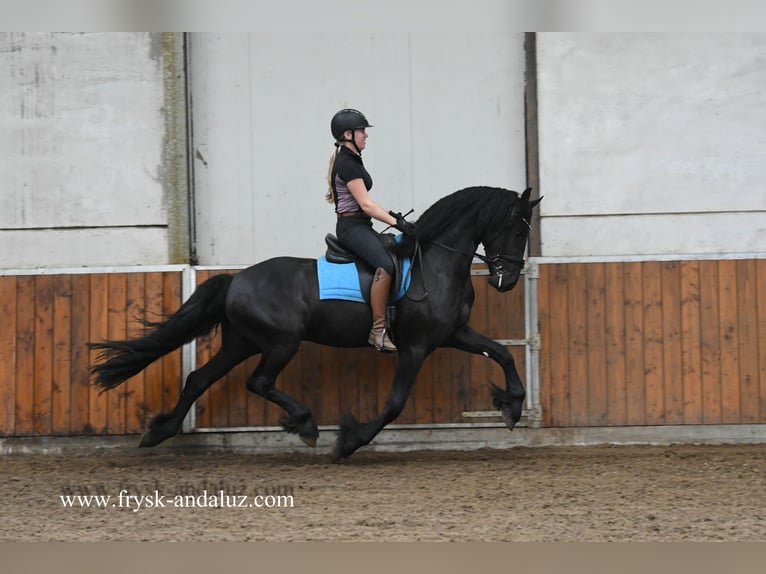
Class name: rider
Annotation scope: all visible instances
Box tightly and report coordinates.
[325,108,415,352]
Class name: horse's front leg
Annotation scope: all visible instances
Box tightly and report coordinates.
[443,324,525,430]
[332,347,427,462]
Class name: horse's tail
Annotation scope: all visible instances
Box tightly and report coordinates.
[89,273,234,391]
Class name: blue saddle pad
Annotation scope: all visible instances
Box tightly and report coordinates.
[317,256,412,303]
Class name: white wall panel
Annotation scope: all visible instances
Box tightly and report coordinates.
[543,213,766,257]
[0,32,168,268]
[0,228,168,268]
[537,33,766,257]
[189,32,526,265]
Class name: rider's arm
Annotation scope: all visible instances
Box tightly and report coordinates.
[346,178,397,227]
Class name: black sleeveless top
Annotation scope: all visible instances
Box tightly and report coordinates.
[331,146,373,213]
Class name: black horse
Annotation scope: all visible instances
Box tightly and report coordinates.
[90,186,541,461]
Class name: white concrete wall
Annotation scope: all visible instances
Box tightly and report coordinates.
[537,33,766,257]
[0,32,168,268]
[189,32,527,264]
[7,32,762,268]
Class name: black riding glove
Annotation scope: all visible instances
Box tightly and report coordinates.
[389,211,416,237]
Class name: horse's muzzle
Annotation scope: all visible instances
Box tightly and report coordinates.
[488,271,520,293]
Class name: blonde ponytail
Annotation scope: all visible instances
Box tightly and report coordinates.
[325,147,338,204]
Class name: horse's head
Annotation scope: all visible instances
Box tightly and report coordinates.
[483,188,542,293]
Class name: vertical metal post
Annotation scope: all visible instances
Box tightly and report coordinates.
[180,265,197,433]
[524,260,542,427]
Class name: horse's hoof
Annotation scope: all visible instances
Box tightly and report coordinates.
[330,444,346,464]
[138,432,160,448]
[281,414,319,447]
[300,435,317,448]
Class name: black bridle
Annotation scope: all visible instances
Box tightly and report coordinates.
[404,211,531,301]
[427,215,530,269]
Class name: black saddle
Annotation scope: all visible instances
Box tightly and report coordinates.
[324,233,405,303]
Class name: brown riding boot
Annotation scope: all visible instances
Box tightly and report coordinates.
[368,267,397,351]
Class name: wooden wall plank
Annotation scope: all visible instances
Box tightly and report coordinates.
[661,262,684,424]
[142,272,166,424]
[193,270,213,428]
[660,261,684,425]
[33,275,54,434]
[292,345,314,425]
[449,347,472,422]
[468,275,492,419]
[52,275,72,434]
[718,260,741,423]
[299,342,325,424]
[355,344,379,423]
[586,263,607,425]
[0,277,17,435]
[161,272,182,418]
[736,260,760,423]
[485,275,507,341]
[239,357,261,426]
[226,340,249,427]
[391,358,417,426]
[107,273,127,434]
[604,263,627,425]
[482,272,511,422]
[699,260,722,424]
[537,264,552,425]
[88,274,109,434]
[412,350,435,424]
[680,261,703,424]
[125,273,147,433]
[15,276,36,435]
[548,264,570,426]
[335,347,359,425]
[318,345,340,426]
[380,352,408,423]
[432,348,469,424]
[300,343,323,425]
[623,262,645,426]
[70,275,91,433]
[567,264,589,426]
[757,260,766,423]
[642,261,665,425]
[504,276,526,341]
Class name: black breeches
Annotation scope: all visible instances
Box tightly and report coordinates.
[336,216,395,276]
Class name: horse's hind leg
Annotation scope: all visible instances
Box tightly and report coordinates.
[139,343,252,447]
[245,344,319,447]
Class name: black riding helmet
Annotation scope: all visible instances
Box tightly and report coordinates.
[331,109,373,144]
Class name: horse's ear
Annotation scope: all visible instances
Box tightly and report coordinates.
[520,187,532,202]
[530,195,543,208]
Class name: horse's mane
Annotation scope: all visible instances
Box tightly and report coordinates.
[413,186,520,243]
